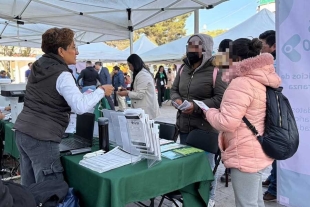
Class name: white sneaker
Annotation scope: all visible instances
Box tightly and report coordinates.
[208,199,215,207]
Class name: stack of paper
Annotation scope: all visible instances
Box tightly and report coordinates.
[79,147,140,173]
[124,109,161,161]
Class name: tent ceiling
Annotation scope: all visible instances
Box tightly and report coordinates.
[0,0,226,47]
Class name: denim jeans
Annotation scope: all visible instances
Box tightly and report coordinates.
[82,85,96,93]
[15,131,64,187]
[266,160,277,196]
[179,132,217,200]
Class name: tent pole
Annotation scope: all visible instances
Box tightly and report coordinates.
[127,8,134,55]
[129,31,133,54]
[194,9,199,34]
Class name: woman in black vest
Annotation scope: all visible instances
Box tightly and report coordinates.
[14,28,114,187]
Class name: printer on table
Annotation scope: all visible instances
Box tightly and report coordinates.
[1,84,26,123]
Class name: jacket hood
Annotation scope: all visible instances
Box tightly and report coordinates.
[183,34,213,72]
[30,53,69,83]
[222,53,281,88]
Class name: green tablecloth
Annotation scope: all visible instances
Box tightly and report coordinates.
[1,121,214,207]
[62,148,213,207]
[1,120,19,159]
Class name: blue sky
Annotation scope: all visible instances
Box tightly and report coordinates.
[185,0,259,35]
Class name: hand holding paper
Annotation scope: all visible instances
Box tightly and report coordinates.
[172,100,192,111]
[193,100,209,111]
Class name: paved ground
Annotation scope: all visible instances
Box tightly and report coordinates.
[126,104,284,207]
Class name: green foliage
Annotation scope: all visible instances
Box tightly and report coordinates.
[136,13,190,46]
[105,13,191,50]
[204,29,227,38]
[0,45,33,74]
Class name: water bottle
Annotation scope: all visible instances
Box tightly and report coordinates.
[98,117,109,152]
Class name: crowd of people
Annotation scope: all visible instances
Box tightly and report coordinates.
[0,26,279,207]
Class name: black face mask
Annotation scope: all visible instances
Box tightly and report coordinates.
[186,52,202,65]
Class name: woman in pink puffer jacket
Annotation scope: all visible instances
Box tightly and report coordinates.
[205,38,281,207]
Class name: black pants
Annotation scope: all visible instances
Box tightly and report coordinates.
[157,86,165,107]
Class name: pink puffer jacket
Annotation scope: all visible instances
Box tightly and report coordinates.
[206,53,281,173]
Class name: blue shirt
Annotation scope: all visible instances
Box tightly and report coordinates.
[25,69,31,78]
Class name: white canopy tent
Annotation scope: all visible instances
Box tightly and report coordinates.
[123,34,157,56]
[140,9,275,63]
[76,42,126,62]
[0,0,226,51]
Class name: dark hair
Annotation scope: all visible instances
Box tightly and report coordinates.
[218,39,232,52]
[95,61,102,66]
[259,30,276,47]
[86,61,92,65]
[155,66,167,81]
[113,66,120,71]
[231,38,262,61]
[127,54,147,90]
[41,28,74,55]
[0,70,6,74]
[28,62,32,67]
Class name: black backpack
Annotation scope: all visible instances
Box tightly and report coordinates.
[243,87,299,160]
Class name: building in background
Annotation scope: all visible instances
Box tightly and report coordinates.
[257,0,275,13]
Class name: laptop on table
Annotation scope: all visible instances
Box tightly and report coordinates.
[59,113,95,153]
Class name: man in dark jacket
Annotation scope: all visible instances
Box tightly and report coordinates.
[95,61,115,110]
[77,61,100,93]
[259,30,277,202]
[113,66,126,111]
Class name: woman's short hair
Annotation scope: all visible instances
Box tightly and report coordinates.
[41,28,74,55]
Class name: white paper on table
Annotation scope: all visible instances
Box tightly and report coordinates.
[110,111,125,147]
[193,100,209,111]
[125,109,149,148]
[79,147,140,173]
[118,116,139,155]
[65,113,77,133]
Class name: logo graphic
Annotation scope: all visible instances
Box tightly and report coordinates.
[282,34,301,62]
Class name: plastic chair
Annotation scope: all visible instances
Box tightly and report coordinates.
[158,129,221,207]
[154,121,178,142]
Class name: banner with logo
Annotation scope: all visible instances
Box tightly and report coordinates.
[276,0,310,206]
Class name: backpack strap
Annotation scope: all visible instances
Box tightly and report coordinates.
[242,117,260,137]
[179,64,185,75]
[213,68,219,88]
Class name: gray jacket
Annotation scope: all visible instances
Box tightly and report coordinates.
[171,34,227,133]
